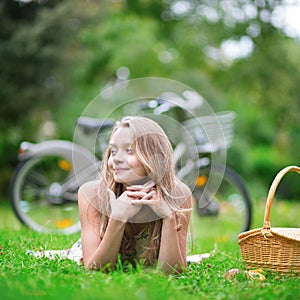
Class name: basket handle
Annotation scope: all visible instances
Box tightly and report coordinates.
[263,165,300,229]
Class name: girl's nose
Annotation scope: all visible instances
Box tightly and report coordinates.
[113,150,125,162]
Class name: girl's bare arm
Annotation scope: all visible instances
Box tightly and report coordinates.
[78,182,126,270]
[157,183,192,273]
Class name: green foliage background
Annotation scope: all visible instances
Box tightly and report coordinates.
[1,0,300,200]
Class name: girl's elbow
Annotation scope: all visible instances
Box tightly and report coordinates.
[157,259,186,274]
[84,259,99,271]
[85,258,115,273]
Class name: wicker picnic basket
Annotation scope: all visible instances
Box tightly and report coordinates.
[238,166,300,275]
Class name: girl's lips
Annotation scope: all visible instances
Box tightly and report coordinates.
[113,167,129,173]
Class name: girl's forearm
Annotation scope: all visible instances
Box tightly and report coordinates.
[158,213,186,273]
[85,219,126,270]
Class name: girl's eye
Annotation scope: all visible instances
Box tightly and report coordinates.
[126,148,133,154]
[110,148,117,155]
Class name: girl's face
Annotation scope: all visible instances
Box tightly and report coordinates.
[108,127,148,186]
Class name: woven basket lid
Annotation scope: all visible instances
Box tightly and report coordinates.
[271,228,300,242]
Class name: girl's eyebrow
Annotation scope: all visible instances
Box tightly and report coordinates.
[109,142,132,147]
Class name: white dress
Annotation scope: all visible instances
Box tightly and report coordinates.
[26,238,84,265]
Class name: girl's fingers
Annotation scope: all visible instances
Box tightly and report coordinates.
[131,199,155,205]
[127,181,156,192]
[131,191,156,205]
[126,189,156,200]
[142,190,156,200]
[126,190,147,199]
[127,186,150,193]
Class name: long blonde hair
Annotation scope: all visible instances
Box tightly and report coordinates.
[96,116,187,265]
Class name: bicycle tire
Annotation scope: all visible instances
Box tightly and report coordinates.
[192,164,252,240]
[9,155,82,234]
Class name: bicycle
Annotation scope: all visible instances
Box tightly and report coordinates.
[9,96,252,240]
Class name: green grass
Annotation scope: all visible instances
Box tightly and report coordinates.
[1,200,300,300]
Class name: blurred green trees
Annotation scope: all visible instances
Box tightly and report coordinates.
[0,0,95,193]
[1,0,300,199]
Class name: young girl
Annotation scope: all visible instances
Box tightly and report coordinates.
[28,116,193,274]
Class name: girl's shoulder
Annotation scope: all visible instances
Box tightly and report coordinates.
[79,180,99,195]
[78,180,101,208]
[174,179,193,208]
[174,179,192,198]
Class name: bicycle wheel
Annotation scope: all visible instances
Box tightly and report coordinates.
[9,155,81,234]
[192,164,252,241]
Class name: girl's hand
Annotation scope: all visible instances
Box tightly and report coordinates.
[107,189,142,222]
[126,180,156,196]
[129,188,172,219]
